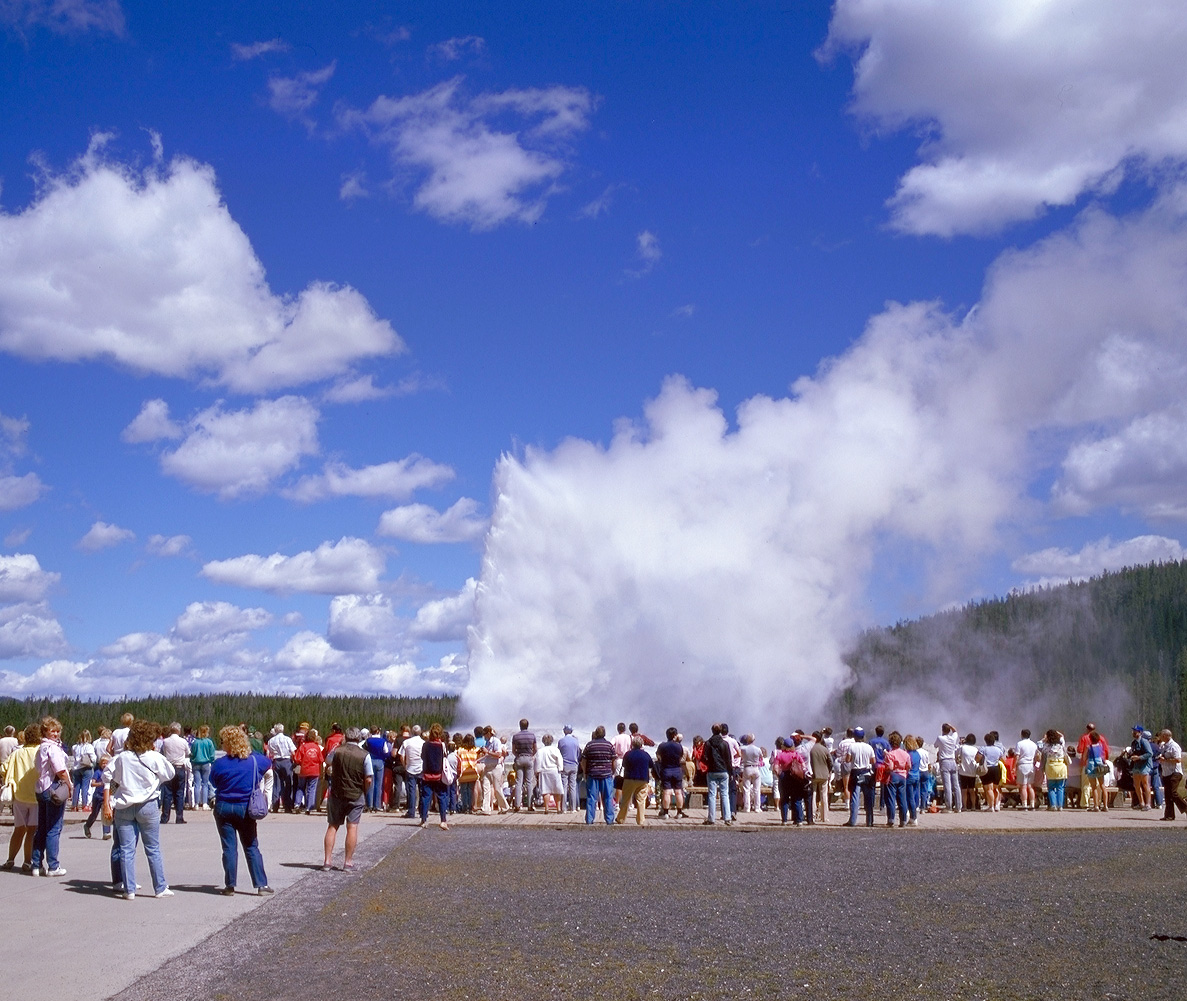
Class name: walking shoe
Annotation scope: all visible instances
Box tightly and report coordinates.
[0,859,13,870]
[440,821,449,830]
[44,867,67,877]
[124,892,135,900]
[701,819,715,826]
[258,885,275,895]
[102,833,111,840]
[156,888,175,897]
[83,825,92,838]
[220,886,236,896]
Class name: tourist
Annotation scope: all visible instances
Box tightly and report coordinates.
[845,727,875,827]
[1039,729,1068,811]
[581,725,616,825]
[614,735,652,826]
[739,734,764,813]
[209,725,273,896]
[977,732,1004,812]
[558,725,581,813]
[159,722,190,824]
[31,716,71,877]
[511,718,538,813]
[70,730,95,811]
[1126,724,1154,811]
[935,723,961,813]
[810,731,832,822]
[1157,729,1186,821]
[1,723,41,872]
[534,733,565,814]
[417,723,451,829]
[400,725,425,818]
[1083,731,1110,812]
[104,720,174,898]
[191,725,216,811]
[1014,729,1038,811]
[324,727,371,870]
[884,731,912,827]
[774,735,810,826]
[363,726,390,813]
[456,733,480,813]
[477,726,507,815]
[702,723,734,826]
[957,733,980,812]
[655,727,687,819]
[266,724,297,814]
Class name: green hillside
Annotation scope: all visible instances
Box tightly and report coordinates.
[834,560,1187,736]
[0,692,459,740]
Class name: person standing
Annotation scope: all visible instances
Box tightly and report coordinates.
[324,727,372,871]
[191,725,217,811]
[31,716,71,877]
[294,729,325,814]
[1039,729,1068,811]
[1157,729,1187,821]
[363,727,390,812]
[266,725,297,814]
[655,728,687,819]
[884,732,912,828]
[418,724,451,829]
[1126,724,1155,811]
[935,724,961,813]
[209,726,273,896]
[557,725,581,813]
[534,734,565,814]
[103,720,174,898]
[159,723,190,824]
[476,726,507,815]
[399,725,425,818]
[810,732,833,822]
[1,723,41,872]
[69,730,95,811]
[1014,729,1039,811]
[511,718,538,812]
[845,727,876,827]
[614,736,652,826]
[581,726,616,825]
[702,724,734,826]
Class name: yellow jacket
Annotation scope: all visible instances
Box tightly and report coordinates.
[1,744,40,804]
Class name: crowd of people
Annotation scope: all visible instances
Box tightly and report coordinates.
[2,713,1184,898]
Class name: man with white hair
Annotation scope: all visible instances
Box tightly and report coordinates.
[267,724,297,814]
[400,725,425,819]
[159,723,190,824]
[1157,729,1187,821]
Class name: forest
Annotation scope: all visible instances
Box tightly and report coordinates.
[833,560,1187,736]
[0,692,459,740]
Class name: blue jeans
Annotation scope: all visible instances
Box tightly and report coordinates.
[707,771,732,823]
[907,773,922,816]
[1047,778,1066,808]
[368,759,385,810]
[213,800,268,890]
[940,760,960,811]
[114,798,167,895]
[886,772,909,824]
[160,769,186,822]
[584,775,615,824]
[296,775,319,812]
[31,789,66,871]
[71,768,93,808]
[420,780,449,822]
[272,759,294,811]
[563,769,579,812]
[193,763,213,806]
[849,769,875,825]
[404,774,421,817]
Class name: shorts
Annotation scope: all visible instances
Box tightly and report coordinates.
[326,796,364,828]
[958,775,976,790]
[12,800,36,826]
[982,764,1002,785]
[660,768,684,790]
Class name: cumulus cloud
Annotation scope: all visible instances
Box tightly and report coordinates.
[146,533,193,558]
[158,396,320,499]
[327,592,401,651]
[462,190,1187,733]
[0,553,59,602]
[0,0,123,35]
[268,62,336,129]
[627,230,662,277]
[1014,534,1186,587]
[377,497,487,543]
[340,77,595,229]
[0,140,403,393]
[0,411,45,510]
[201,537,386,595]
[0,602,68,659]
[231,38,289,61]
[410,578,476,642]
[121,398,183,443]
[285,454,453,503]
[78,520,135,552]
[822,0,1187,235]
[0,474,43,511]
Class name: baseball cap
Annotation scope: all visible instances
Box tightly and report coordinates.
[854,726,865,737]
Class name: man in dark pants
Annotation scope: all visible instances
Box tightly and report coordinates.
[158,722,190,824]
[1157,729,1187,820]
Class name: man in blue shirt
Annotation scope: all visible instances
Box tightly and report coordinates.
[557,726,581,813]
[655,728,687,819]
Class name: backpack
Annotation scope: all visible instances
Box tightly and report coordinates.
[786,752,807,783]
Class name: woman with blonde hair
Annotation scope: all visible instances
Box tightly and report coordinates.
[209,725,274,896]
[103,720,174,898]
[191,725,217,810]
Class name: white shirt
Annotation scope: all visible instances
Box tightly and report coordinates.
[935,732,960,762]
[401,735,425,775]
[535,745,564,774]
[267,733,296,759]
[109,726,130,753]
[105,749,175,809]
[847,741,875,769]
[0,735,17,766]
[916,744,932,770]
[1015,738,1038,769]
[160,734,191,767]
[1160,739,1183,777]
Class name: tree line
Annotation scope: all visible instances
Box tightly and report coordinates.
[0,692,460,740]
[833,560,1187,737]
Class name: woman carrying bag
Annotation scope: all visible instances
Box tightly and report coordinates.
[103,720,174,899]
[209,725,274,896]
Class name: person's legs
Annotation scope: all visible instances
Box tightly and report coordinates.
[370,759,385,811]
[323,823,339,866]
[213,800,239,888]
[861,774,876,825]
[585,776,598,824]
[941,763,960,812]
[237,810,267,887]
[404,773,420,817]
[42,794,65,870]
[632,781,648,825]
[563,769,578,812]
[706,772,724,823]
[114,806,138,895]
[344,821,360,864]
[419,780,432,822]
[136,799,167,894]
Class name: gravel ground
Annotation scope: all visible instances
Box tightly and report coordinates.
[116,825,1187,1001]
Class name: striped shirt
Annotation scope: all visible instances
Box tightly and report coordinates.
[582,738,616,779]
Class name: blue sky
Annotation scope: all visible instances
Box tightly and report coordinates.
[3,2,1187,728]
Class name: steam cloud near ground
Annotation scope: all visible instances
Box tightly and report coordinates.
[462,194,1187,738]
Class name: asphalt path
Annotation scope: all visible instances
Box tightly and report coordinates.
[101,822,1187,1001]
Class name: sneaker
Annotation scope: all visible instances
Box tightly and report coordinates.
[156,888,174,897]
[220,886,236,896]
[439,822,448,830]
[124,892,135,900]
[102,833,111,840]
[83,825,92,839]
[257,885,275,895]
[44,867,67,877]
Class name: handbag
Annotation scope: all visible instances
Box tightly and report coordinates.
[50,779,70,806]
[248,757,269,820]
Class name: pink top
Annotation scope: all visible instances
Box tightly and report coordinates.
[35,740,68,793]
[886,747,911,776]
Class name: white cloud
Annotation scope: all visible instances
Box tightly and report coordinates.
[0,410,45,510]
[322,374,392,403]
[4,528,31,547]
[78,520,135,552]
[377,497,487,543]
[0,140,404,393]
[671,304,696,319]
[201,537,386,594]
[121,398,183,443]
[1013,534,1186,587]
[338,171,369,202]
[231,38,289,61]
[430,35,485,61]
[462,192,1187,734]
[626,230,662,278]
[822,0,1187,235]
[0,474,43,511]
[410,578,477,642]
[327,592,401,651]
[0,553,59,602]
[341,77,595,229]
[1,0,123,35]
[580,183,624,219]
[158,396,320,499]
[146,533,193,558]
[274,629,349,671]
[0,602,68,659]
[285,455,454,503]
[268,62,336,129]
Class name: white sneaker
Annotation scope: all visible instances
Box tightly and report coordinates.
[44,867,66,877]
[156,888,174,897]
[124,892,136,900]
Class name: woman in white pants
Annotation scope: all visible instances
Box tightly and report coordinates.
[739,734,764,812]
